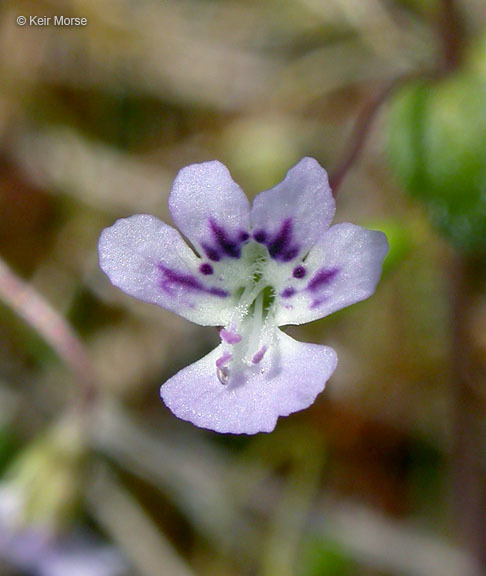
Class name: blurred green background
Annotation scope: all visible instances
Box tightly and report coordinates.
[0,1,484,575]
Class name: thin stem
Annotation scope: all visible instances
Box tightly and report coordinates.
[449,252,485,574]
[439,0,463,72]
[438,1,482,570]
[329,78,401,197]
[0,257,98,413]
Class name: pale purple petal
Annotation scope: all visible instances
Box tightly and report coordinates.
[250,158,335,262]
[0,487,47,570]
[40,541,126,576]
[160,331,337,434]
[98,215,235,326]
[0,487,126,576]
[169,161,251,262]
[0,528,50,571]
[275,223,389,325]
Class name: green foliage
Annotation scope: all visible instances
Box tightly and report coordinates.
[386,72,486,253]
[4,419,86,532]
[300,537,355,576]
[466,31,486,79]
[369,219,414,274]
[0,427,17,474]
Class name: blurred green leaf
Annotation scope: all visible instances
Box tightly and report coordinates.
[0,426,17,474]
[386,71,486,252]
[367,219,414,274]
[300,537,355,576]
[466,31,486,79]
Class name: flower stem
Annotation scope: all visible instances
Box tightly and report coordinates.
[438,0,463,72]
[329,78,402,197]
[0,257,98,414]
[449,252,485,573]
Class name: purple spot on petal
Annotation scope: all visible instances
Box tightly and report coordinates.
[282,246,299,262]
[252,345,267,364]
[310,298,325,309]
[257,219,301,262]
[209,287,229,297]
[281,287,296,298]
[307,267,339,292]
[293,265,306,278]
[220,328,242,344]
[210,219,241,258]
[239,231,250,242]
[199,263,213,275]
[202,243,221,261]
[253,230,267,243]
[158,264,227,298]
[159,265,203,292]
[268,219,292,259]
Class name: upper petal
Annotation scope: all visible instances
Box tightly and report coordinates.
[160,330,337,434]
[98,215,235,326]
[169,161,251,262]
[275,223,389,325]
[250,157,335,262]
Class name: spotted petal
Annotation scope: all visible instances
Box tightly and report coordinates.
[169,161,251,262]
[275,223,389,325]
[98,215,235,326]
[160,331,337,434]
[250,157,335,262]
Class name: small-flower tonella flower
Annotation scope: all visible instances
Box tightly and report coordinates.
[99,158,388,434]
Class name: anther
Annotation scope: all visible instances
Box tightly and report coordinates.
[216,352,232,385]
[220,329,242,344]
[251,345,267,365]
[217,366,230,385]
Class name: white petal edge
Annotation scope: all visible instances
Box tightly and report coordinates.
[160,330,338,435]
[98,215,235,326]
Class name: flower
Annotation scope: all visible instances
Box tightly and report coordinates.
[0,420,127,576]
[0,481,125,576]
[99,158,388,434]
[0,488,125,576]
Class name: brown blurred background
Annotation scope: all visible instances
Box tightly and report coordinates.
[0,1,484,575]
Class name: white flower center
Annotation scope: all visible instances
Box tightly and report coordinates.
[216,254,278,386]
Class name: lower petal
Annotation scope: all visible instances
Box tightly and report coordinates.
[160,331,337,434]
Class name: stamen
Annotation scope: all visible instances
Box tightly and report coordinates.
[234,276,268,317]
[217,366,230,385]
[216,268,273,383]
[220,329,242,344]
[216,352,232,385]
[246,291,264,364]
[216,352,232,369]
[252,345,267,364]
